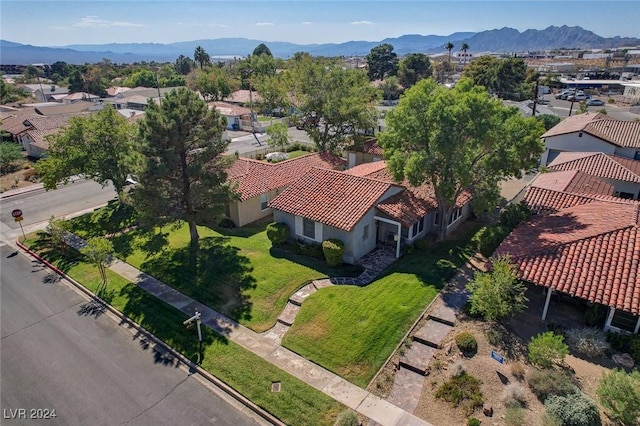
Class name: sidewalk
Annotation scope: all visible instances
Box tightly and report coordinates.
[61,233,432,426]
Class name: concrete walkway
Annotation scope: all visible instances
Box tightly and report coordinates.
[61,233,431,426]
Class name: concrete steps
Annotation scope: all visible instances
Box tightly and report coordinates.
[399,343,437,375]
[413,319,453,349]
[277,302,300,326]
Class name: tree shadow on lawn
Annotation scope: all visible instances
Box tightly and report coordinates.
[66,200,138,239]
[29,231,82,274]
[268,246,364,278]
[140,236,256,324]
[117,282,226,365]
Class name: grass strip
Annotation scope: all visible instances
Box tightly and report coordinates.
[24,233,346,426]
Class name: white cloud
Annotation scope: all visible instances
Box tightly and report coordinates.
[254,22,275,27]
[73,16,144,28]
[210,23,230,28]
[350,20,373,25]
[301,21,312,25]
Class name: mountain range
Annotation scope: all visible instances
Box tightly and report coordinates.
[1,26,639,65]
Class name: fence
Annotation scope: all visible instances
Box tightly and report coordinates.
[238,141,316,160]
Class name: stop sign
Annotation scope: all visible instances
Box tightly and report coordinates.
[11,209,23,218]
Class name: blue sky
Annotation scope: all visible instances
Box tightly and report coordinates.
[1,1,638,46]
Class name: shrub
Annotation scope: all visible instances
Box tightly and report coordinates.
[456,332,478,356]
[541,412,563,426]
[467,418,481,426]
[486,329,503,346]
[22,168,39,181]
[265,222,289,246]
[300,242,324,259]
[630,336,640,364]
[505,405,525,426]
[528,332,569,368]
[435,372,484,416]
[503,382,528,407]
[336,410,359,426]
[597,368,640,426]
[544,391,599,426]
[565,327,609,358]
[528,369,577,402]
[322,238,344,266]
[510,363,526,381]
[499,201,531,230]
[475,225,510,257]
[450,360,466,378]
[414,238,429,250]
[217,217,236,229]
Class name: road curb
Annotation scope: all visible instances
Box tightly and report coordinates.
[1,185,44,199]
[15,238,285,426]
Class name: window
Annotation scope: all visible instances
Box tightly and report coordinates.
[611,310,638,333]
[412,222,419,237]
[303,218,315,239]
[363,224,370,241]
[260,193,269,210]
[635,151,640,161]
[448,208,462,226]
[419,216,425,233]
[617,191,635,200]
[433,212,439,226]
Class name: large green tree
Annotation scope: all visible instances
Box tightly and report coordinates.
[0,142,23,174]
[463,56,531,100]
[194,46,211,69]
[132,88,234,247]
[379,78,544,240]
[187,68,235,101]
[290,58,380,152]
[36,105,140,198]
[252,43,273,57]
[174,54,195,75]
[366,43,398,81]
[397,53,432,88]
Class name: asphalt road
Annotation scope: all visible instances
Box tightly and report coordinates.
[0,243,265,426]
[0,179,116,235]
[539,94,639,120]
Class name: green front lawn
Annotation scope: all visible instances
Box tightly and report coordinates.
[24,234,345,426]
[67,207,362,332]
[282,224,480,387]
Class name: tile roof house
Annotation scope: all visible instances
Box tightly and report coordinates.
[213,102,252,130]
[21,84,70,102]
[269,160,473,264]
[344,137,384,168]
[548,152,640,199]
[225,152,346,227]
[540,112,640,165]
[496,198,640,334]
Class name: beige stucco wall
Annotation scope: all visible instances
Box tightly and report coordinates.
[229,188,279,227]
[541,133,616,165]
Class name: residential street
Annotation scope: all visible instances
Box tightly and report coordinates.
[0,243,266,426]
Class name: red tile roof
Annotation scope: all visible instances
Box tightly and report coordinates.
[524,186,636,214]
[227,152,345,201]
[345,161,387,177]
[541,112,609,138]
[346,138,384,156]
[585,119,640,148]
[268,167,395,231]
[213,101,252,117]
[549,152,640,184]
[496,201,640,314]
[531,170,614,196]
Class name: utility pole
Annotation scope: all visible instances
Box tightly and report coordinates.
[532,79,540,117]
[183,309,203,361]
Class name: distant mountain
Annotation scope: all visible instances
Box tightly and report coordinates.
[1,26,638,65]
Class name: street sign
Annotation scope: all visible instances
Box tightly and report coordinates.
[11,209,23,218]
[14,216,23,222]
[491,351,505,364]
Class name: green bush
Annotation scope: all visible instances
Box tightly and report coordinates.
[486,329,503,346]
[435,372,484,416]
[266,222,289,246]
[475,225,510,257]
[414,238,429,250]
[467,418,481,426]
[565,327,609,358]
[528,332,569,368]
[499,201,531,230]
[456,332,478,356]
[505,405,525,426]
[336,409,359,426]
[300,242,324,259]
[528,369,577,402]
[217,217,236,229]
[322,238,345,267]
[597,368,640,426]
[544,391,599,426]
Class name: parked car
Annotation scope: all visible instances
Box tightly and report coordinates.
[586,98,605,106]
[561,90,584,100]
[556,90,574,99]
[567,93,589,101]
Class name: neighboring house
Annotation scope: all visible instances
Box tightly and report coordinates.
[270,161,472,264]
[34,100,100,116]
[61,92,100,104]
[227,90,263,107]
[225,152,345,227]
[496,191,640,334]
[21,84,69,102]
[548,152,640,199]
[540,112,640,165]
[344,138,383,169]
[0,111,87,158]
[213,102,252,130]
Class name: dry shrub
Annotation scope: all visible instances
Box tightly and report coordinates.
[565,327,609,358]
[503,382,527,407]
[510,362,526,381]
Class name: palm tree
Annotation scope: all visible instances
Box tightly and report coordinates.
[459,42,470,65]
[445,41,455,66]
[194,46,210,69]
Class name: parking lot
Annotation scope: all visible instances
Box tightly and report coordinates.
[539,93,639,120]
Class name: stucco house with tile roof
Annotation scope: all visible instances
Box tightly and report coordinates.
[540,112,640,165]
[269,161,473,264]
[548,152,640,200]
[344,137,384,168]
[225,152,345,227]
[496,198,640,334]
